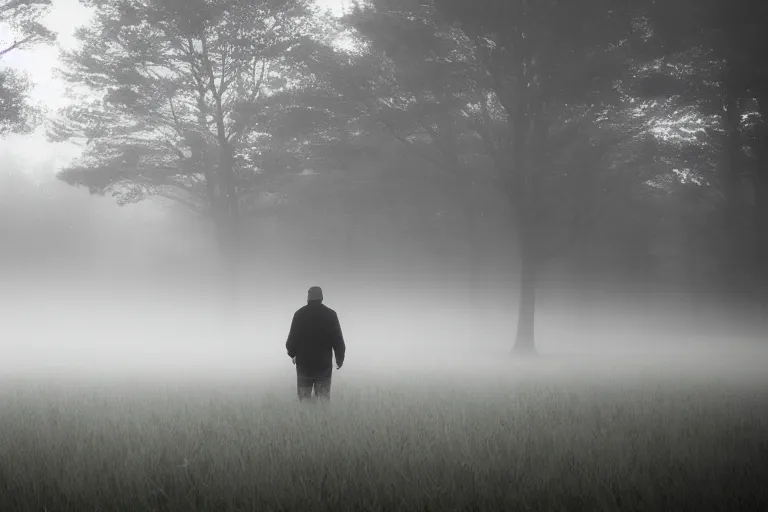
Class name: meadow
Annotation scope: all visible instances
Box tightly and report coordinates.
[1,349,767,512]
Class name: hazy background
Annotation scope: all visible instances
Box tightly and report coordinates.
[1,0,766,380]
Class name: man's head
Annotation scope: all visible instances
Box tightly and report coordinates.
[307,286,323,303]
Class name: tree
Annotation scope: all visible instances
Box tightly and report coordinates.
[344,3,494,288]
[0,0,55,135]
[48,0,346,302]
[349,0,648,354]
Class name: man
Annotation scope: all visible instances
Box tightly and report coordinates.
[285,286,346,401]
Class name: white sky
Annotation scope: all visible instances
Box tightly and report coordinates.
[0,0,348,174]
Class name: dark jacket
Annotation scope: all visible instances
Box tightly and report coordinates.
[286,301,346,377]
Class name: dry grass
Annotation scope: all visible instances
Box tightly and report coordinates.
[1,356,766,512]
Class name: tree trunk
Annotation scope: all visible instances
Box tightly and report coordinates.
[198,33,242,321]
[219,208,240,321]
[759,173,768,327]
[464,190,482,292]
[721,82,746,295]
[513,227,538,356]
[753,97,768,327]
[212,212,238,318]
[462,194,484,339]
[213,94,241,320]
[508,94,543,357]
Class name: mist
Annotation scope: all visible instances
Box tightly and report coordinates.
[2,0,767,509]
[2,153,765,379]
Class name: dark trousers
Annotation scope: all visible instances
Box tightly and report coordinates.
[297,373,332,401]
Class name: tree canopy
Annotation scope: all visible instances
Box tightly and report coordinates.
[48,0,768,350]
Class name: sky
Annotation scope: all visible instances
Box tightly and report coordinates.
[0,0,349,174]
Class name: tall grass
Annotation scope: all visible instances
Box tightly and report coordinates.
[1,358,766,512]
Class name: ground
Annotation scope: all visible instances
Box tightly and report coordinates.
[1,350,766,512]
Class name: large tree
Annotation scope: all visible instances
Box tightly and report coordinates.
[349,0,649,354]
[48,0,344,281]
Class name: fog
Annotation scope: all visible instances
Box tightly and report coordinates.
[2,182,765,382]
[3,161,766,382]
[3,2,768,511]
[1,0,765,386]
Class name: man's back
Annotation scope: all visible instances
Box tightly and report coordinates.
[286,301,346,378]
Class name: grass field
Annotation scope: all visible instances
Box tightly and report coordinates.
[1,350,767,512]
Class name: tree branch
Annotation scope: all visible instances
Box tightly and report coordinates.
[227,60,269,142]
[167,98,185,139]
[0,34,37,58]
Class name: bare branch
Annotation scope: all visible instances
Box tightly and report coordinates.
[0,34,36,58]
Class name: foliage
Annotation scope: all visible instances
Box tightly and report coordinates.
[0,0,55,135]
[46,0,768,338]
[49,0,353,222]
[340,0,681,351]
[351,0,657,258]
